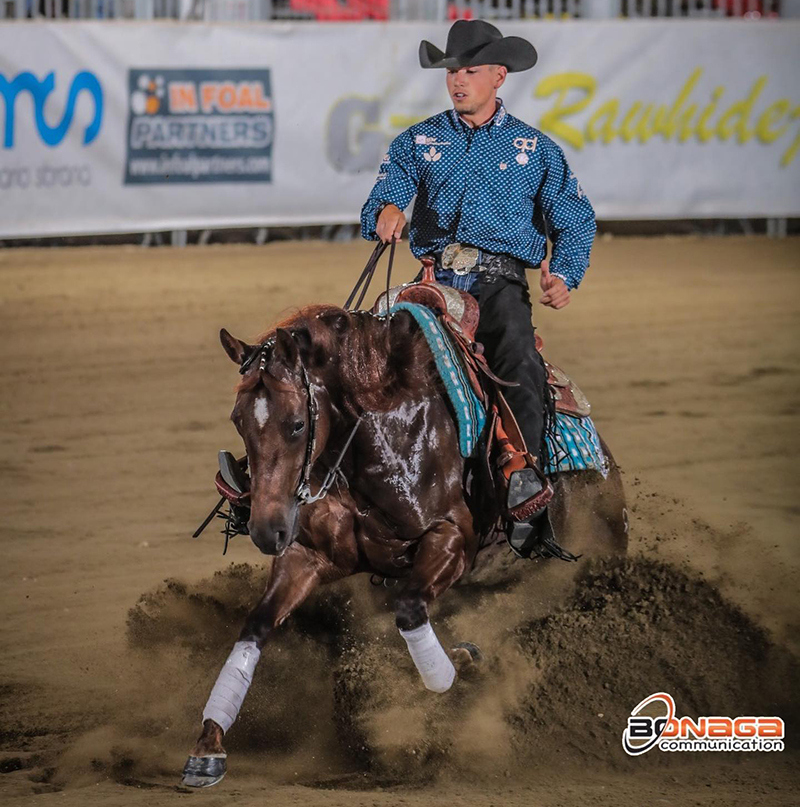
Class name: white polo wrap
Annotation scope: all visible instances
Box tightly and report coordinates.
[399,621,456,693]
[202,640,261,733]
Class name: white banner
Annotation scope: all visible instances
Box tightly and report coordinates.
[0,20,798,237]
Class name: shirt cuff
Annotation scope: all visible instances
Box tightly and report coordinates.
[550,271,575,291]
[360,199,385,241]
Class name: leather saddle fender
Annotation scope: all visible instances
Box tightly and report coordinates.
[372,258,556,519]
[544,359,591,419]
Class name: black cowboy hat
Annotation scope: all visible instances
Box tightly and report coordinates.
[419,20,537,73]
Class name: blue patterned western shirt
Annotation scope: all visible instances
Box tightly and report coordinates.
[360,100,595,291]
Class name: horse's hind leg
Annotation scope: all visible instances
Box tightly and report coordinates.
[182,543,334,787]
[394,519,471,693]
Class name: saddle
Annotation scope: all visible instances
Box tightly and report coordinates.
[541,346,591,419]
[374,258,590,421]
[201,260,589,556]
[373,258,589,524]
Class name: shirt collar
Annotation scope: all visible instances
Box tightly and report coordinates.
[449,98,507,134]
[494,99,507,128]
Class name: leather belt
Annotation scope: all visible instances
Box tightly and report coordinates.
[434,243,528,280]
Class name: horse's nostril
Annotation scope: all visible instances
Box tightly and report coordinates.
[275,531,286,546]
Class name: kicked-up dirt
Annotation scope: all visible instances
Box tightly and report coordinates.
[0,235,798,805]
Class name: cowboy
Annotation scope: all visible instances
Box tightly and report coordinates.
[360,20,596,540]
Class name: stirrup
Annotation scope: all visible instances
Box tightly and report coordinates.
[506,466,553,522]
[218,450,249,497]
[193,452,251,555]
[506,511,580,563]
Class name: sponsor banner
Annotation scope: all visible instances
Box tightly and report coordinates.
[0,20,798,237]
[125,69,274,184]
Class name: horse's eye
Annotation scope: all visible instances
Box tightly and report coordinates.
[291,420,306,436]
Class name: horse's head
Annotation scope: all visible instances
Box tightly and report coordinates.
[220,325,333,556]
[219,304,433,555]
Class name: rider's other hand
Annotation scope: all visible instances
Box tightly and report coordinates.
[376,204,406,243]
[538,260,570,310]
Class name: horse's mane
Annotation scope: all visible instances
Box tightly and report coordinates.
[238,304,438,412]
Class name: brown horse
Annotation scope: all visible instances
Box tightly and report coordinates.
[181,303,627,787]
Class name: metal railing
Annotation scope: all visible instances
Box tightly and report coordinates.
[391,0,581,19]
[0,0,793,19]
[620,0,782,16]
[411,0,787,19]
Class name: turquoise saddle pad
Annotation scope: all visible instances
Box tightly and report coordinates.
[386,302,608,478]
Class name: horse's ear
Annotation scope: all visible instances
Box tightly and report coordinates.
[291,325,313,356]
[220,329,253,365]
[270,328,301,376]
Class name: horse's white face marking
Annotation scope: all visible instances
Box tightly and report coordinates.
[253,397,269,429]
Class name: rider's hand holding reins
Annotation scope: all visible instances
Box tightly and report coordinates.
[538,260,570,309]
[377,204,406,243]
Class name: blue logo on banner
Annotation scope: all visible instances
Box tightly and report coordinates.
[0,71,103,148]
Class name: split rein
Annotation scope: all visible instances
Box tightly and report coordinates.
[344,237,396,312]
[192,240,397,548]
[240,239,397,509]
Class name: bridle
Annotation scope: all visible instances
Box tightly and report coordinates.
[294,359,363,506]
[236,239,396,508]
[238,336,362,508]
[193,240,396,551]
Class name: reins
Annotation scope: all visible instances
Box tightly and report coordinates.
[343,238,396,312]
[242,239,398,509]
[295,238,397,504]
[195,239,401,549]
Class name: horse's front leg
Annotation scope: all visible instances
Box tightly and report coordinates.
[394,519,470,694]
[182,542,335,787]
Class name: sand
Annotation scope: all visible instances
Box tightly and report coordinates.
[0,235,798,805]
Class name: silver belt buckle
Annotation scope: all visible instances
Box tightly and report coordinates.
[442,243,479,276]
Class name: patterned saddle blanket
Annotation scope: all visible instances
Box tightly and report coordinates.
[387,302,608,478]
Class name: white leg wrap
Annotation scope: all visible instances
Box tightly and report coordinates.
[202,640,261,734]
[399,621,455,694]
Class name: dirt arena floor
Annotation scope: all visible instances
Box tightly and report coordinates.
[1,235,798,806]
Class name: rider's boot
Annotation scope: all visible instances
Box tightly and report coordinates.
[504,465,578,561]
[492,392,552,522]
[506,465,549,554]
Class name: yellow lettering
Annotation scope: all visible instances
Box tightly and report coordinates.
[716,76,767,143]
[619,102,642,143]
[586,99,619,144]
[678,104,698,142]
[635,104,658,143]
[491,65,800,168]
[389,114,424,129]
[696,87,724,143]
[535,72,596,150]
[654,68,704,139]
[780,105,800,166]
[649,105,669,139]
[755,99,791,144]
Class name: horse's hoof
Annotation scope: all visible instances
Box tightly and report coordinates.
[450,641,483,672]
[181,754,227,788]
